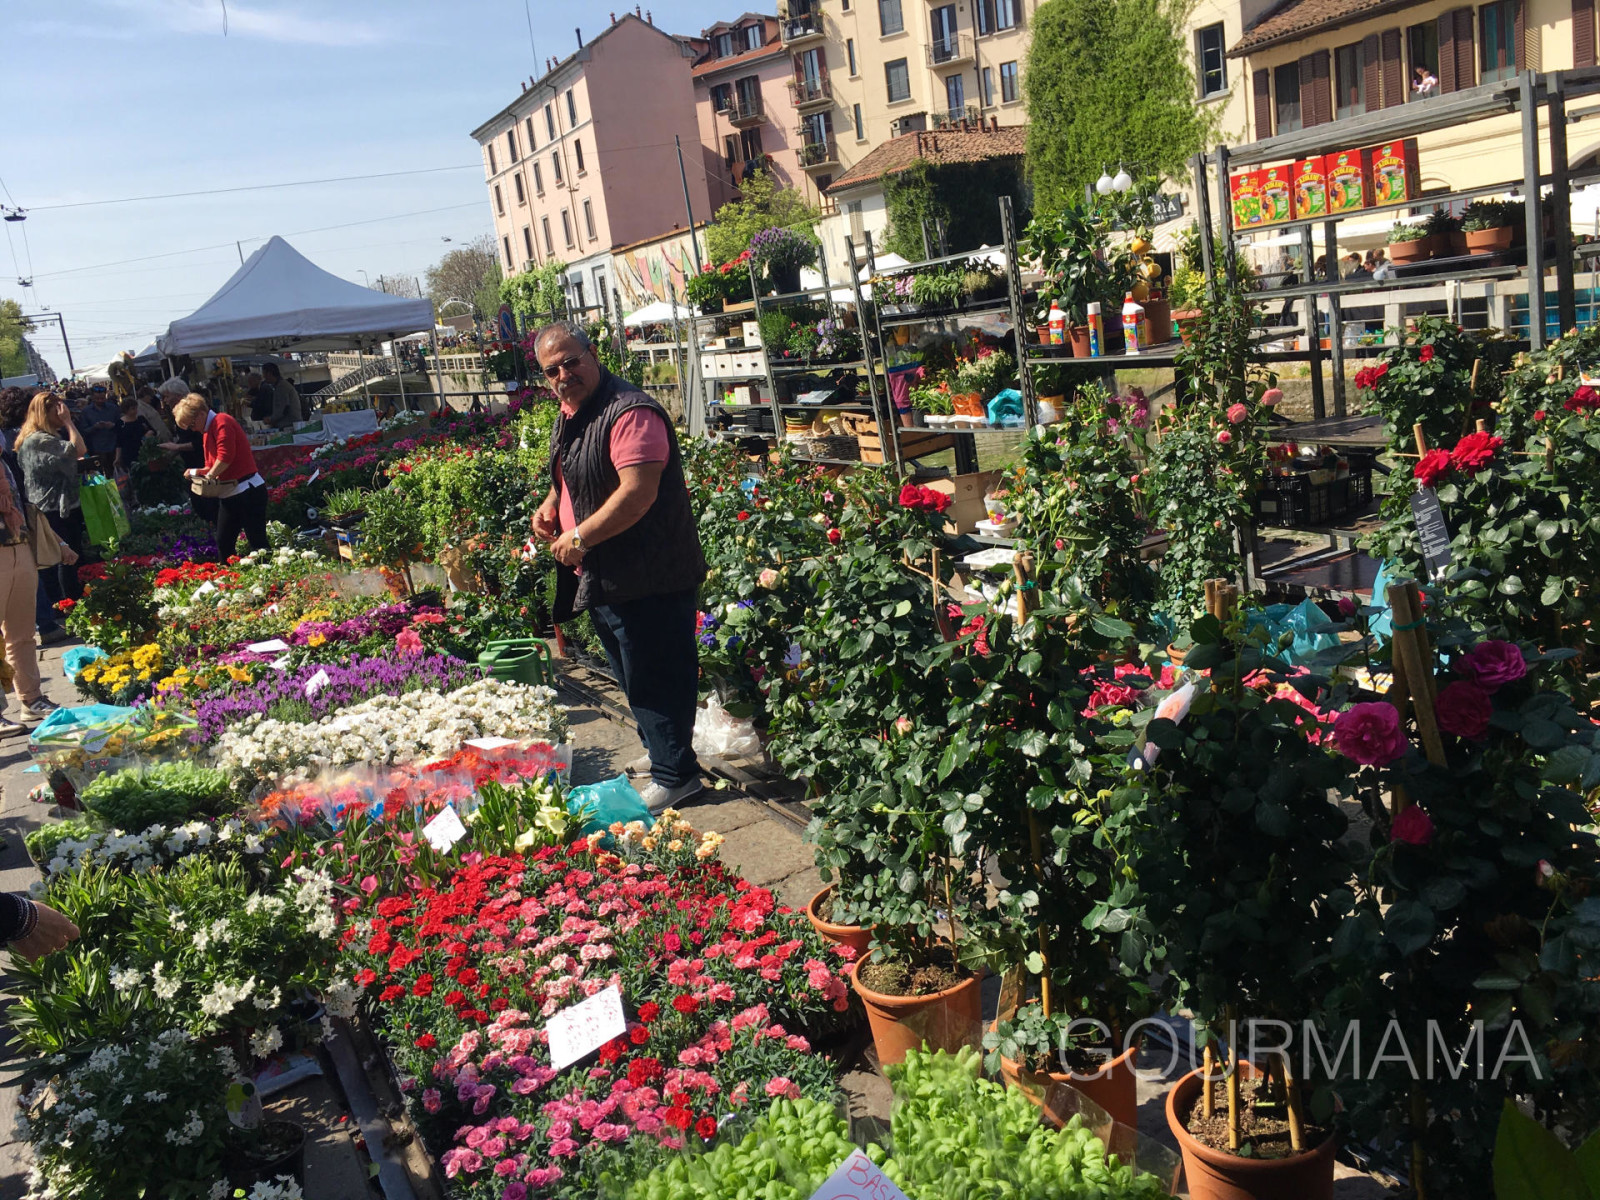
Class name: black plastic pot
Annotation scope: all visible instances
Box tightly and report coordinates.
[226,1119,307,1192]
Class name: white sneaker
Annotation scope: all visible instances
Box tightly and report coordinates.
[625,754,652,777]
[635,778,705,814]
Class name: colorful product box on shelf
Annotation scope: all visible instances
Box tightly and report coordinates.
[1229,170,1265,229]
[1325,148,1370,215]
[1259,164,1293,224]
[1292,156,1329,220]
[1368,138,1421,207]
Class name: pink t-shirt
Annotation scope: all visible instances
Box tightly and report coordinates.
[556,407,671,535]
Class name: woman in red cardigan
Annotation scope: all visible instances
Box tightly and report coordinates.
[171,393,269,558]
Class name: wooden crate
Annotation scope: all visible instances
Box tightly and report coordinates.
[840,415,955,464]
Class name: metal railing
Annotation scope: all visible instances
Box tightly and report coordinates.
[933,104,981,129]
[788,75,832,108]
[927,32,972,67]
[780,10,823,42]
[796,134,839,168]
[726,95,765,125]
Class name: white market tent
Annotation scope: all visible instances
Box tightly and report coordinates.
[623,299,696,326]
[158,236,434,357]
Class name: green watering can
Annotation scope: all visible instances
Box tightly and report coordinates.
[476,638,555,688]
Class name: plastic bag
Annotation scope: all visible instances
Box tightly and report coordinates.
[986,388,1025,426]
[79,476,131,546]
[693,693,761,759]
[1284,596,1340,664]
[566,774,653,835]
[62,646,106,680]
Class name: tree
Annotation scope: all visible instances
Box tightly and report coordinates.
[472,261,503,327]
[1024,0,1216,214]
[0,300,33,380]
[424,236,500,319]
[501,260,569,325]
[882,160,1030,260]
[704,170,821,266]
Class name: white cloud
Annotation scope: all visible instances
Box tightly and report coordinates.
[98,0,389,47]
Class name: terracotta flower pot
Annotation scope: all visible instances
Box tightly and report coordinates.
[991,1019,1141,1129]
[1068,325,1093,357]
[1173,311,1201,347]
[1465,226,1514,254]
[1165,1068,1337,1200]
[850,950,983,1067]
[1166,642,1188,665]
[806,885,871,957]
[1143,298,1172,346]
[1386,238,1430,264]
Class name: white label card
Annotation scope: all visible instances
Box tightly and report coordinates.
[422,804,468,853]
[464,737,517,751]
[246,639,290,654]
[303,669,330,698]
[268,655,290,671]
[308,469,320,483]
[544,985,627,1073]
[807,1150,910,1200]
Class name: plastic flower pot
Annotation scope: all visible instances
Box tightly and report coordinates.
[1165,1068,1336,1200]
[990,1017,1141,1129]
[770,263,802,295]
[850,950,983,1067]
[1465,226,1514,254]
[226,1119,307,1192]
[1143,298,1172,345]
[1387,237,1430,264]
[806,885,871,957]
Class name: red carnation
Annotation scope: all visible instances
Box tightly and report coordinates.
[638,1001,661,1023]
[1450,430,1503,471]
[354,968,377,987]
[696,1116,719,1140]
[414,1032,437,1050]
[1412,449,1452,489]
[672,994,701,1015]
[664,1106,693,1131]
[379,985,404,1002]
[630,1025,650,1045]
[412,974,434,997]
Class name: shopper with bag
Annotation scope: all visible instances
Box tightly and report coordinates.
[15,392,89,601]
[171,394,269,558]
[0,462,57,731]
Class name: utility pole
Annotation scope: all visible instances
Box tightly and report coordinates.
[675,135,704,275]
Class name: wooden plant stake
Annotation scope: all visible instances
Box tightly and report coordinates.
[1227,1039,1242,1152]
[1385,582,1447,770]
[1412,423,1429,460]
[1460,360,1482,436]
[1280,1050,1305,1153]
[1202,1042,1216,1121]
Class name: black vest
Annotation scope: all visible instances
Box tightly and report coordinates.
[549,369,707,619]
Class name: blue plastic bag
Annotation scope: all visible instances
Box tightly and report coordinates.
[566,774,655,837]
[1367,560,1394,643]
[1285,597,1340,665]
[62,647,106,680]
[987,388,1025,426]
[31,703,138,753]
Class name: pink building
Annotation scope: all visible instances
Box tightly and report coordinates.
[691,13,823,215]
[470,14,714,314]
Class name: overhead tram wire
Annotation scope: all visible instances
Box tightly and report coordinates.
[24,164,483,212]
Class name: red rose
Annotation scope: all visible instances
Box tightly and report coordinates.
[736,511,750,521]
[1565,385,1599,412]
[1457,640,1526,692]
[1412,449,1452,489]
[1419,345,1435,363]
[1450,430,1502,471]
[1435,680,1491,740]
[1354,368,1374,390]
[826,527,841,544]
[1534,410,1547,422]
[1333,702,1407,765]
[1390,805,1434,846]
[696,1116,719,1140]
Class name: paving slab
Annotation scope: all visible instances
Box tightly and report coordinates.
[707,817,816,890]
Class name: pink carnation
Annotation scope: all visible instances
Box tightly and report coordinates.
[764,1076,801,1100]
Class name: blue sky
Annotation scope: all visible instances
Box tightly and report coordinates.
[2,0,722,375]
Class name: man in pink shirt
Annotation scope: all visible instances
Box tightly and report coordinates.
[533,322,708,812]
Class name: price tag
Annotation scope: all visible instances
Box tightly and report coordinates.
[422,804,468,853]
[1410,490,1453,579]
[544,985,627,1072]
[308,469,321,484]
[464,737,517,751]
[807,1150,909,1200]
[246,638,290,654]
[303,669,331,698]
[268,655,290,671]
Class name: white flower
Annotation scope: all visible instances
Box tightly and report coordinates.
[249,1027,283,1058]
[199,978,256,1018]
[109,966,142,992]
[323,977,360,1019]
[143,1090,168,1103]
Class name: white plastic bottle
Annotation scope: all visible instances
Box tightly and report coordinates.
[1121,293,1145,356]
[1047,301,1065,346]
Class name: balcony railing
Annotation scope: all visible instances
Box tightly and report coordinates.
[796,134,839,170]
[726,95,765,126]
[927,32,974,67]
[932,105,980,129]
[788,75,832,110]
[780,10,824,43]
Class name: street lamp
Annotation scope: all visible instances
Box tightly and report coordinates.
[1095,168,1114,195]
[358,270,371,287]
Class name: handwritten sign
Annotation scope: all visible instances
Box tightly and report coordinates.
[1410,490,1453,578]
[807,1150,910,1200]
[422,804,468,853]
[545,985,627,1072]
[246,638,290,654]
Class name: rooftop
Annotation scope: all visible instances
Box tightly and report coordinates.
[826,122,1027,193]
[1229,0,1406,57]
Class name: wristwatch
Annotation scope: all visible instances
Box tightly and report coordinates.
[569,530,584,552]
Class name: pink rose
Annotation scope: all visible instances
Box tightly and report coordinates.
[894,717,913,736]
[1260,388,1283,407]
[1435,681,1491,740]
[1227,403,1249,424]
[1217,430,1232,444]
[757,568,779,589]
[1457,640,1526,692]
[1390,805,1433,846]
[1333,702,1408,765]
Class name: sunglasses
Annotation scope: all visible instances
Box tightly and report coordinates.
[541,354,586,380]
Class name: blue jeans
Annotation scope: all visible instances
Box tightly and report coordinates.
[35,576,59,634]
[590,588,701,789]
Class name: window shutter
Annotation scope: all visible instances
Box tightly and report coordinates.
[1381,29,1404,106]
[1577,0,1596,67]
[1514,0,1526,70]
[1306,49,1332,124]
[1253,68,1272,138]
[1362,34,1381,111]
[1454,8,1477,88]
[1438,11,1458,91]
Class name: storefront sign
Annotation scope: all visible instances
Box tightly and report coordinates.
[1150,192,1186,224]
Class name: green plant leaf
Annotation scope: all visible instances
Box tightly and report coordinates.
[1383,898,1434,957]
[1541,576,1565,605]
[1574,1128,1600,1197]
[1492,1098,1592,1200]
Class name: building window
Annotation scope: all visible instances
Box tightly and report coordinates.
[945,73,965,118]
[931,4,957,60]
[843,0,849,10]
[552,151,563,185]
[487,144,498,174]
[879,0,903,36]
[711,82,732,111]
[847,38,857,75]
[561,209,574,247]
[802,110,832,146]
[1196,22,1226,97]
[976,0,1017,35]
[716,31,734,56]
[886,57,911,102]
[526,116,536,151]
[572,277,586,309]
[999,59,1018,102]
[982,66,994,105]
[724,134,739,167]
[542,216,553,255]
[584,198,597,240]
[740,127,765,160]
[575,139,585,174]
[513,174,526,204]
[566,88,578,125]
[494,184,505,215]
[1407,22,1439,94]
[745,23,762,49]
[545,104,556,139]
[1335,41,1366,118]
[736,75,762,111]
[503,236,513,269]
[533,161,544,193]
[1480,0,1516,83]
[594,271,606,306]
[507,128,518,161]
[522,226,534,262]
[854,102,864,138]
[1274,61,1301,131]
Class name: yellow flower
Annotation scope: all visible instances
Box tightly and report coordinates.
[227,666,253,682]
[308,633,326,647]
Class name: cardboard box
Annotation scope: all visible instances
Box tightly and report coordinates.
[1368,138,1420,207]
[1259,164,1293,224]
[926,470,1003,535]
[742,321,761,344]
[1292,156,1328,220]
[729,384,756,405]
[1325,148,1370,215]
[1229,170,1265,229]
